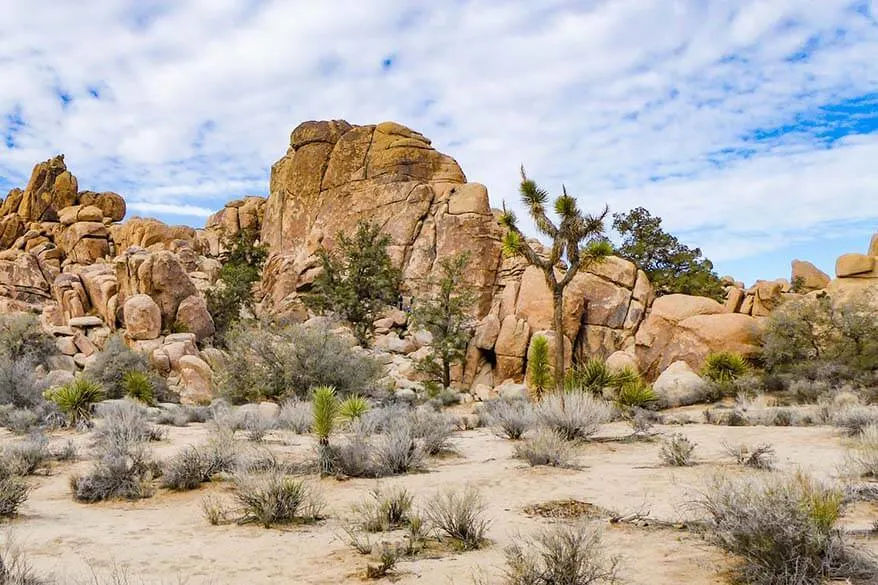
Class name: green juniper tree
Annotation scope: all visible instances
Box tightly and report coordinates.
[500,167,612,392]
[305,221,402,347]
[612,207,725,301]
[411,252,477,389]
[205,228,268,344]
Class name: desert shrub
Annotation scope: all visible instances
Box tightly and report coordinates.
[93,401,164,449]
[83,334,151,399]
[353,486,413,532]
[0,356,47,409]
[339,395,370,422]
[229,409,274,442]
[536,393,613,441]
[424,485,490,550]
[487,399,535,440]
[723,442,776,470]
[693,472,877,585]
[154,405,210,427]
[702,351,749,384]
[373,423,426,475]
[162,430,239,490]
[833,405,878,437]
[46,377,105,425]
[0,540,48,585]
[504,523,619,585]
[358,403,409,435]
[849,424,878,478]
[0,313,54,365]
[763,292,878,380]
[201,495,228,525]
[0,407,40,434]
[407,408,454,455]
[121,370,156,405]
[217,324,382,403]
[659,433,696,466]
[364,544,400,579]
[514,428,573,467]
[232,472,324,528]
[277,398,312,433]
[70,441,157,502]
[3,433,49,476]
[332,432,377,478]
[0,473,30,517]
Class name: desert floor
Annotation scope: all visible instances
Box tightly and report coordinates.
[4,408,877,585]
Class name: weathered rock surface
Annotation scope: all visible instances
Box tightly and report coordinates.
[791,260,830,292]
[653,361,706,407]
[123,294,162,340]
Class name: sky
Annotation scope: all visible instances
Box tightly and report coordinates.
[1,0,877,286]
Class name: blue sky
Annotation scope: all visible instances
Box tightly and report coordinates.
[1,0,877,285]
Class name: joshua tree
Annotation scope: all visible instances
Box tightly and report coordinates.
[500,167,611,392]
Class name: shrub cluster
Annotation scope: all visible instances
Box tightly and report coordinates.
[216,323,382,403]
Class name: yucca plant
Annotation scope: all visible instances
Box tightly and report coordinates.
[46,378,105,425]
[615,378,658,411]
[339,394,370,422]
[702,351,749,384]
[564,358,614,394]
[526,335,553,400]
[312,385,339,474]
[122,370,156,406]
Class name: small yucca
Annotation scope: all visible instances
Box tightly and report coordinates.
[615,378,658,410]
[46,378,105,424]
[122,370,156,405]
[527,335,553,400]
[312,385,339,475]
[702,351,749,384]
[564,358,614,394]
[340,395,370,422]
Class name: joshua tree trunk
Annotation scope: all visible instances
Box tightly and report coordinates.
[552,287,565,393]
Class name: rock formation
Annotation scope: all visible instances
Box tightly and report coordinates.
[1,122,874,404]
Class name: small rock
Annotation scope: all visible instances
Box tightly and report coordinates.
[69,315,103,328]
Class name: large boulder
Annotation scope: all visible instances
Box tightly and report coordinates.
[175,295,216,342]
[260,120,502,316]
[57,222,110,264]
[791,260,830,292]
[78,191,126,222]
[178,355,213,404]
[636,294,761,379]
[0,250,52,304]
[653,361,707,408]
[836,253,876,278]
[123,294,162,340]
[111,218,196,252]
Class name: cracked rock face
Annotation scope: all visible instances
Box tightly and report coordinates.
[261,120,503,316]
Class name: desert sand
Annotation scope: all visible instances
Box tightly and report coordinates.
[4,412,877,585]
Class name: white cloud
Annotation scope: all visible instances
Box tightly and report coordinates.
[0,0,877,279]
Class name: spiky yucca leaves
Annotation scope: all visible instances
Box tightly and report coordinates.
[615,378,658,411]
[46,378,105,425]
[526,335,553,400]
[312,386,340,474]
[339,395,370,423]
[500,167,611,391]
[121,370,156,405]
[564,358,614,394]
[702,351,749,384]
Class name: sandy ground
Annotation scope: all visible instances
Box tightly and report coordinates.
[3,414,877,585]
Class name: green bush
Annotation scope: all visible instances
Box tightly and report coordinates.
[762,292,878,380]
[353,486,413,533]
[526,335,553,400]
[702,351,749,384]
[305,221,402,347]
[615,378,658,410]
[0,313,54,365]
[339,395,370,422]
[46,378,105,425]
[83,334,152,400]
[216,324,382,403]
[693,473,877,585]
[232,473,324,528]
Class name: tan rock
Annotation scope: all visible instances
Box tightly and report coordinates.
[749,280,783,317]
[79,191,126,222]
[123,294,162,340]
[588,256,637,288]
[869,233,878,257]
[115,249,197,329]
[650,294,725,322]
[57,222,110,264]
[473,314,501,350]
[0,250,51,303]
[13,155,78,221]
[0,214,25,249]
[173,294,215,341]
[836,253,876,278]
[606,350,638,374]
[110,218,196,252]
[495,315,531,358]
[653,361,706,407]
[178,355,213,404]
[724,287,745,313]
